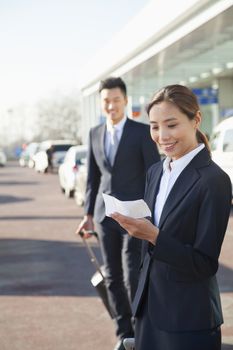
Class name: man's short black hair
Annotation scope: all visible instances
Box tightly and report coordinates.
[99,77,127,97]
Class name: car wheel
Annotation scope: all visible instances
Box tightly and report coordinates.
[75,194,84,206]
[65,188,74,198]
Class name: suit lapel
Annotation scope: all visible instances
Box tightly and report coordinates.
[96,123,110,166]
[145,162,163,223]
[158,167,200,228]
[141,162,163,256]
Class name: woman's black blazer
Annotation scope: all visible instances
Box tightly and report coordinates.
[132,147,232,332]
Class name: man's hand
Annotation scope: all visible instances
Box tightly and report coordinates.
[75,214,95,239]
[111,212,159,245]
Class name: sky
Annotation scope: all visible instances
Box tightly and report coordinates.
[0,0,150,109]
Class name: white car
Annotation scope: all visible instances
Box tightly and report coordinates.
[33,140,76,173]
[74,159,87,206]
[0,149,7,166]
[58,145,87,197]
[211,116,233,196]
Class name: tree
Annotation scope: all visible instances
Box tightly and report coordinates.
[36,91,82,143]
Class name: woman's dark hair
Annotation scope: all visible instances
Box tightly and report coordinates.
[146,84,210,154]
[99,77,127,97]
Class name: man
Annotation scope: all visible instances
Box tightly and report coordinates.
[76,77,160,350]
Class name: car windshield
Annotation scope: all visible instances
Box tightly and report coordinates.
[53,144,74,152]
[75,151,87,165]
[223,129,233,152]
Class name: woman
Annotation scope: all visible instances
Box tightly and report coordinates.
[111,85,232,350]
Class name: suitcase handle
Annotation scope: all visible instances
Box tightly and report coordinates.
[79,230,98,238]
[79,230,105,280]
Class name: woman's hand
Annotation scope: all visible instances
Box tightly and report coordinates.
[111,212,159,245]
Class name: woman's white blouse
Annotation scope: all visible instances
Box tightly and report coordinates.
[154,143,205,226]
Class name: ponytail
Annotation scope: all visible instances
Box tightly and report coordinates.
[196,129,211,155]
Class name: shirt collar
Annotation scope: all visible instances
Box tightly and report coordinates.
[106,116,127,133]
[163,143,205,172]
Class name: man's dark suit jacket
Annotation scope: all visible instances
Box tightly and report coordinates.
[84,118,160,223]
[132,147,232,332]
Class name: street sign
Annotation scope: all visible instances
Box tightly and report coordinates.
[192,87,218,105]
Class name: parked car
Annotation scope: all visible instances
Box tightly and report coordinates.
[210,116,233,196]
[0,149,7,166]
[58,145,87,198]
[33,140,76,173]
[74,158,87,206]
[19,142,39,168]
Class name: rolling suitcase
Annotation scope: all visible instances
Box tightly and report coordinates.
[79,231,115,318]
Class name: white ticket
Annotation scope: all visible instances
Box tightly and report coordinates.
[102,193,151,219]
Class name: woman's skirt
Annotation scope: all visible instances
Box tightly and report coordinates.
[135,298,221,350]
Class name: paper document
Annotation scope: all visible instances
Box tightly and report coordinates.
[102,193,151,219]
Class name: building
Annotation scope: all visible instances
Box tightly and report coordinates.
[79,0,233,142]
